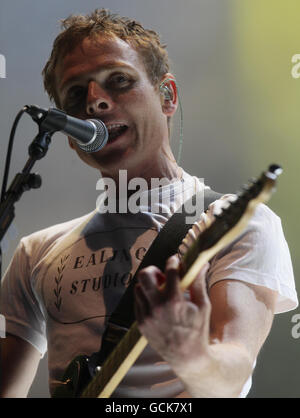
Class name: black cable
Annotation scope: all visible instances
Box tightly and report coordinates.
[1,107,27,203]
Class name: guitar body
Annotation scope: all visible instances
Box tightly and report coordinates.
[52,355,93,398]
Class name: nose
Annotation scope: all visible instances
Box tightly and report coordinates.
[86,81,114,116]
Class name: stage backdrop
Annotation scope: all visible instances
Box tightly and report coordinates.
[0,0,299,397]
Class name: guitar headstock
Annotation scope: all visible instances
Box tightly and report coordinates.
[213,164,282,223]
[181,164,282,273]
[239,163,282,201]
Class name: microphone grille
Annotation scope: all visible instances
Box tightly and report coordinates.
[77,119,108,153]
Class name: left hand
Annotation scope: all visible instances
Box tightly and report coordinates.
[134,254,211,368]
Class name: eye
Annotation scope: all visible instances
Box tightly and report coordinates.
[112,74,129,83]
[66,85,86,101]
[114,74,128,83]
[107,73,134,89]
[63,86,86,113]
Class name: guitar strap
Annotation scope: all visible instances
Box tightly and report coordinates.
[89,188,223,369]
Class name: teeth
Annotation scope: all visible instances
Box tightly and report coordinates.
[106,124,126,132]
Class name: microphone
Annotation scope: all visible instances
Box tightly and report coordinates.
[24,105,108,153]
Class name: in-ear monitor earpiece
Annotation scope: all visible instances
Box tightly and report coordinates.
[160,84,173,101]
[159,78,184,165]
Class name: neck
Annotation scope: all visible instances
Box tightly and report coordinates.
[99,147,182,193]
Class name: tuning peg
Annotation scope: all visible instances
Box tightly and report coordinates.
[268,164,282,176]
[237,186,250,197]
[248,177,257,185]
[263,164,283,181]
[242,183,251,191]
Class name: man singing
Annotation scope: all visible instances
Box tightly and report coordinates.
[0,9,297,398]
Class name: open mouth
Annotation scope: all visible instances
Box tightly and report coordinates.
[107,124,128,143]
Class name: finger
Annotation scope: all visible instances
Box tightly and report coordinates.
[189,262,210,307]
[163,255,182,301]
[137,266,158,289]
[137,266,164,305]
[138,266,163,289]
[165,254,180,271]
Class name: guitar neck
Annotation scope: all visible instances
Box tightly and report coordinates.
[80,321,147,398]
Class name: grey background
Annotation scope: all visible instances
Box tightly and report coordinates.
[0,0,299,398]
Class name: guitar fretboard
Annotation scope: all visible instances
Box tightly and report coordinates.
[81,322,147,398]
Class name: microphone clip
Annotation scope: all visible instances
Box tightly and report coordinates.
[24,105,67,134]
[28,130,53,160]
[24,104,48,125]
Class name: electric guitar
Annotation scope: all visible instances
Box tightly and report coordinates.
[53,164,282,398]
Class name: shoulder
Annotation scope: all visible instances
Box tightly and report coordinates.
[203,194,285,259]
[19,210,97,264]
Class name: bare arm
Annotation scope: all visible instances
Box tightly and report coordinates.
[0,333,41,397]
[135,255,277,398]
[172,276,276,397]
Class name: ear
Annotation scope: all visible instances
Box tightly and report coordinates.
[159,73,178,117]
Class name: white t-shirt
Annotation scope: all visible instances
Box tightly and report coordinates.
[0,171,298,398]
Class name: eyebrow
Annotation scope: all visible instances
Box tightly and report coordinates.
[59,62,135,92]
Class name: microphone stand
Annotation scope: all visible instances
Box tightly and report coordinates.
[0,127,53,281]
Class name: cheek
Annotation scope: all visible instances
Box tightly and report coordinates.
[120,86,161,116]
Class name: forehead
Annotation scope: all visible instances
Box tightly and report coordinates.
[56,35,146,90]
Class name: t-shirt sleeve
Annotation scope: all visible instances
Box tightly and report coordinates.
[0,239,47,355]
[178,195,298,314]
